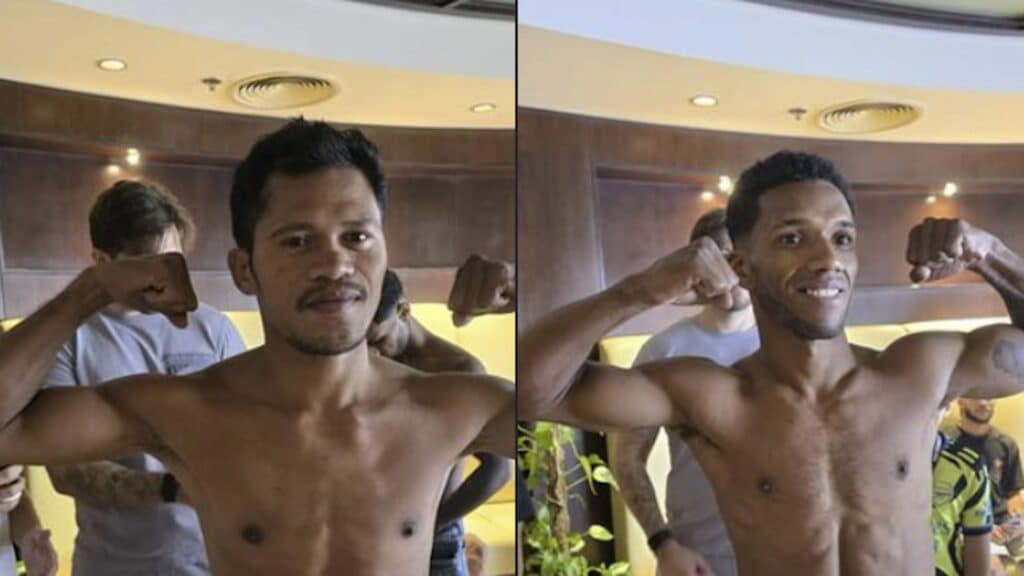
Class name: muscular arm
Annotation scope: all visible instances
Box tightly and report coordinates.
[436,453,510,527]
[961,534,989,576]
[608,427,668,537]
[399,317,486,375]
[0,255,195,465]
[47,461,165,509]
[519,237,739,432]
[947,238,1024,400]
[906,219,1024,400]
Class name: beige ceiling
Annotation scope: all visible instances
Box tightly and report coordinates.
[518,26,1024,144]
[0,0,514,129]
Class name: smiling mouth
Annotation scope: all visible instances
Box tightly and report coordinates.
[798,287,844,299]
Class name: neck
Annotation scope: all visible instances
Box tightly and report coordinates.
[754,313,856,395]
[959,419,991,437]
[259,331,374,411]
[696,305,756,334]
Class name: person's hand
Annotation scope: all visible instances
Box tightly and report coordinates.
[448,254,515,327]
[906,218,996,283]
[632,237,737,310]
[18,528,57,576]
[92,253,198,328]
[993,520,1023,544]
[0,465,25,513]
[655,539,717,576]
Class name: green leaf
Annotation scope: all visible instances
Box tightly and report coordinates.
[592,465,619,489]
[609,561,630,575]
[587,524,614,541]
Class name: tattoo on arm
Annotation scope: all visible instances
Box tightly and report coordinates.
[993,340,1024,381]
[612,429,668,537]
[48,461,164,509]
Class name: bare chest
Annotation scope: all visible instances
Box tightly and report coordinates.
[156,402,467,575]
[689,378,937,563]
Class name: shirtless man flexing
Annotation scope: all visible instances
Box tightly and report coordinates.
[0,119,514,576]
[518,151,1024,575]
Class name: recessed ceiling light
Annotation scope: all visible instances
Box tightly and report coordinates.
[925,194,937,204]
[97,58,127,72]
[942,182,958,197]
[125,148,141,166]
[718,176,733,194]
[105,164,121,176]
[470,103,496,113]
[700,190,715,202]
[690,95,718,107]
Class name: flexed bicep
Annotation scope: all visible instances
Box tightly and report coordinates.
[0,377,165,466]
[528,357,726,433]
[949,324,1024,400]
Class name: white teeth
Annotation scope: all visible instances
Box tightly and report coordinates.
[803,288,840,298]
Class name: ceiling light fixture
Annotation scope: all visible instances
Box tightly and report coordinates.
[942,182,958,197]
[470,103,496,113]
[718,176,733,194]
[105,164,121,176]
[690,95,718,107]
[97,58,127,72]
[125,148,141,166]
[700,190,715,202]
[925,194,937,204]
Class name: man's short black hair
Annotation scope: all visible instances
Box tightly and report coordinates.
[689,208,729,250]
[373,270,404,324]
[90,180,196,257]
[726,151,853,242]
[230,118,387,252]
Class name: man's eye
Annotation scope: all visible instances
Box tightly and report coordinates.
[834,232,855,248]
[343,232,371,245]
[282,236,309,249]
[779,233,801,246]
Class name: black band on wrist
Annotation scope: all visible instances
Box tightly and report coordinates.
[160,473,180,503]
[647,528,673,552]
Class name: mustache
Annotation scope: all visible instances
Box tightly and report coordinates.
[297,281,368,308]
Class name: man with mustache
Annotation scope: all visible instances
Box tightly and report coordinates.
[518,150,1024,575]
[0,119,514,575]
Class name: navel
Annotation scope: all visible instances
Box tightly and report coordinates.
[896,457,910,480]
[241,524,265,545]
[401,519,418,538]
[757,477,774,496]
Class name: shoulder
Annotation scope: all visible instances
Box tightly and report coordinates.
[942,441,987,474]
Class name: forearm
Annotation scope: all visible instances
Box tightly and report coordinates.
[977,239,1024,327]
[609,429,668,537]
[0,270,109,428]
[48,461,165,508]
[519,277,651,420]
[9,492,42,543]
[436,453,510,527]
[962,533,990,576]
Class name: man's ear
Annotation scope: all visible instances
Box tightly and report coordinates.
[91,249,112,265]
[728,249,753,292]
[397,300,411,320]
[228,248,257,296]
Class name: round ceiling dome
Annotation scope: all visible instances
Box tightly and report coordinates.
[817,100,923,134]
[232,73,338,110]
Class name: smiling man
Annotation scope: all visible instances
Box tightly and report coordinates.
[0,119,514,576]
[519,151,1024,576]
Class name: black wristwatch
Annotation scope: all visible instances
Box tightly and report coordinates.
[160,473,180,503]
[647,528,674,552]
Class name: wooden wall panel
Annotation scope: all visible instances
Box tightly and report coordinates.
[0,81,513,316]
[518,108,1024,332]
